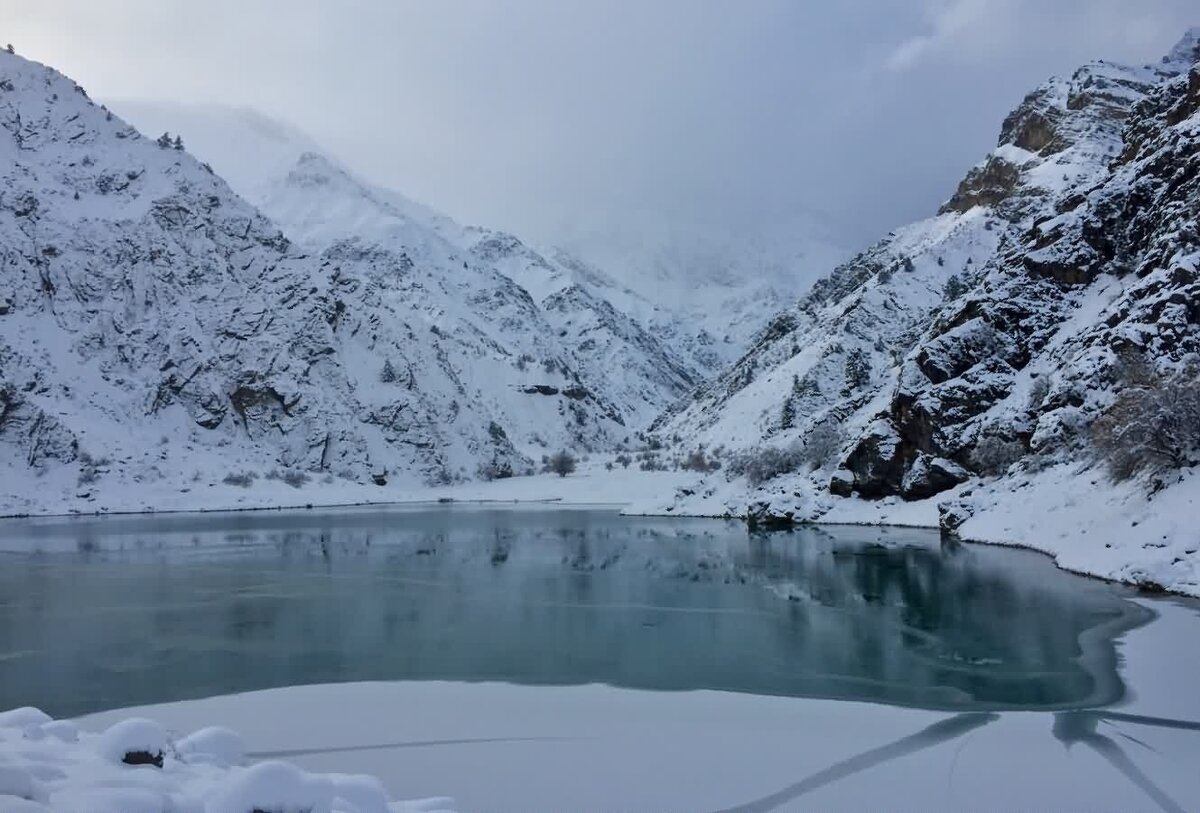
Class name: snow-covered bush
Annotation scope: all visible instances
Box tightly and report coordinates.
[1027,376,1052,410]
[799,422,842,471]
[1091,361,1200,481]
[969,436,1025,476]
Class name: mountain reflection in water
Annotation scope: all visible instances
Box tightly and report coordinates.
[0,506,1149,717]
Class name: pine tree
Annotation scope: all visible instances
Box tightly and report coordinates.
[380,359,398,383]
[943,273,967,301]
[843,349,870,395]
[156,132,172,149]
[173,135,184,151]
[5,44,13,55]
[780,396,797,430]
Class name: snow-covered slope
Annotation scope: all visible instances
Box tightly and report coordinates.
[644,31,1200,595]
[553,213,852,367]
[116,102,703,427]
[0,51,696,512]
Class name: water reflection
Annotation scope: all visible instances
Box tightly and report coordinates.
[0,507,1148,717]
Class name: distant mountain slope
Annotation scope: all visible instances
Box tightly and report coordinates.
[0,51,693,511]
[116,102,704,427]
[645,30,1200,594]
[552,213,852,366]
[115,100,846,374]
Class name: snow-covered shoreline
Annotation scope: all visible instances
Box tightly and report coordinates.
[3,459,1197,598]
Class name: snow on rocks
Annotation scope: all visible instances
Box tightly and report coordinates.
[204,761,335,813]
[0,710,50,730]
[175,726,244,768]
[94,717,167,766]
[0,708,451,813]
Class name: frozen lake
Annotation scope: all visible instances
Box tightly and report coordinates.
[0,506,1154,717]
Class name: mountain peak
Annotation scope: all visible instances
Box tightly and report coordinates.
[1164,26,1200,69]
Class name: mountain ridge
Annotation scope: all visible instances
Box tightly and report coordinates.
[641,30,1200,595]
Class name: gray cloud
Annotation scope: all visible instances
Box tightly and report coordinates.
[6,1,1196,262]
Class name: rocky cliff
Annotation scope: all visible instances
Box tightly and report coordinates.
[648,31,1200,594]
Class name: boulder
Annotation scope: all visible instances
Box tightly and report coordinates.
[900,455,970,501]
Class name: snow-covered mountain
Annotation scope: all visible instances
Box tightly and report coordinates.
[0,51,702,511]
[115,101,840,374]
[645,30,1200,594]
[116,101,705,422]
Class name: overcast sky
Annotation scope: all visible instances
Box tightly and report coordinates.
[5,1,1197,257]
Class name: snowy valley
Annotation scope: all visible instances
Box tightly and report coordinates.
[2,32,1200,599]
[0,53,710,514]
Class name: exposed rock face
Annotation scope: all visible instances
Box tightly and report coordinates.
[940,156,1023,214]
[999,87,1062,153]
[654,30,1200,514]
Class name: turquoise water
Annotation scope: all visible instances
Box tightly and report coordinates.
[0,506,1147,717]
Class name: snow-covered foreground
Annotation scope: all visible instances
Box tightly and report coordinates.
[51,599,1200,813]
[0,712,455,813]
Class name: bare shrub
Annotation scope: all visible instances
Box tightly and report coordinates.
[638,453,665,472]
[222,471,257,488]
[680,447,721,473]
[1092,361,1200,481]
[77,451,111,486]
[477,462,513,481]
[969,436,1026,476]
[265,468,311,488]
[727,442,806,486]
[615,453,632,469]
[544,450,577,477]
